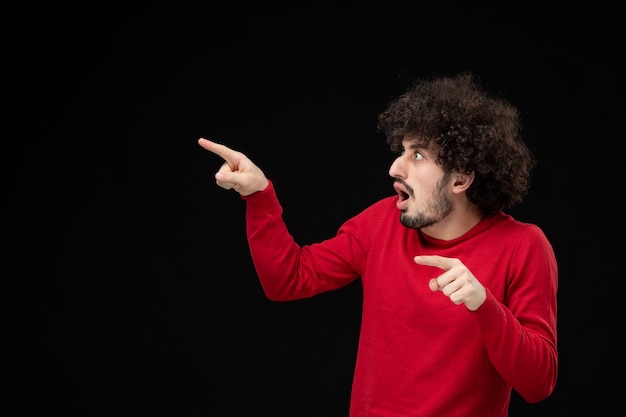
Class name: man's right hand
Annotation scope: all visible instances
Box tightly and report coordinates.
[198,138,269,196]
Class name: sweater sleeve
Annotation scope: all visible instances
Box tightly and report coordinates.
[472,224,558,403]
[242,180,363,301]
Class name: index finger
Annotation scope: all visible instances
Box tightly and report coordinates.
[413,255,455,271]
[197,137,238,162]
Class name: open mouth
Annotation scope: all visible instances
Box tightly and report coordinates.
[393,181,411,210]
[393,181,410,200]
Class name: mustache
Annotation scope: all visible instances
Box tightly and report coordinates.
[394,178,414,198]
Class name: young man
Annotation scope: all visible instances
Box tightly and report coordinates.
[198,72,558,416]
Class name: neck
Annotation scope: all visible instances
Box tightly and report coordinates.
[422,204,484,241]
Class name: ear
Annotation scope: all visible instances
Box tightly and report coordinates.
[452,171,475,193]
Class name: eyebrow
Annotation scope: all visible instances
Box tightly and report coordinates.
[403,140,436,159]
[405,141,428,152]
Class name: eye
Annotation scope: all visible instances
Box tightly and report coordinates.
[414,151,424,161]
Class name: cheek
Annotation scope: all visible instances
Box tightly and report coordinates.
[411,176,442,198]
[408,168,436,185]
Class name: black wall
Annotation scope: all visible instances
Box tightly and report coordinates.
[8,3,623,416]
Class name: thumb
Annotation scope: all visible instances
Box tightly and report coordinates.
[215,172,238,190]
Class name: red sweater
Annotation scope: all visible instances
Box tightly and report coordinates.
[243,181,558,417]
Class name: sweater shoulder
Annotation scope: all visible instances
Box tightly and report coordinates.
[492,213,549,240]
[350,195,398,224]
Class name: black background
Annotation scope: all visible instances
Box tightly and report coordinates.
[7,3,624,416]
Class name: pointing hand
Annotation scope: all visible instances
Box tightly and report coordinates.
[414,255,487,311]
[198,138,269,196]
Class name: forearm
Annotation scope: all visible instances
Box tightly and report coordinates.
[243,181,359,300]
[474,291,558,402]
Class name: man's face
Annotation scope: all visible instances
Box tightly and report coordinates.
[389,137,453,229]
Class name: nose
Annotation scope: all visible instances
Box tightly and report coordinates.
[389,156,404,178]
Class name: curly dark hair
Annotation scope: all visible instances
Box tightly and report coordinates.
[377,72,536,215]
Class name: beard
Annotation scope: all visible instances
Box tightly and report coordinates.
[399,174,453,229]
